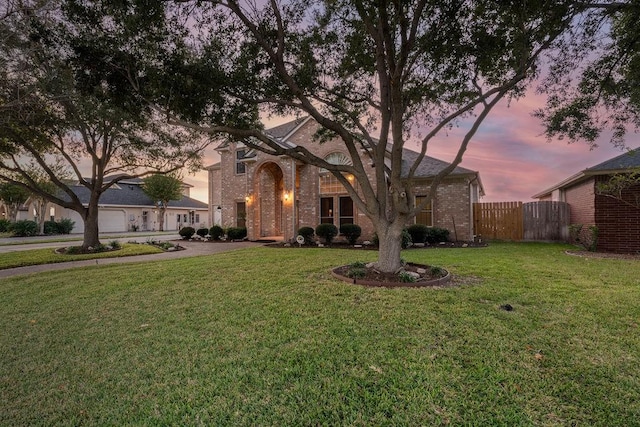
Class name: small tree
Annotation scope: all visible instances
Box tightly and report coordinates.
[595,168,640,209]
[142,174,183,232]
[0,181,29,222]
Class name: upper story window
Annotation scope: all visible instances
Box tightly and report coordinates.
[319,152,352,173]
[236,149,247,175]
[319,152,354,194]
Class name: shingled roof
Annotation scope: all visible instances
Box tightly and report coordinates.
[61,179,207,209]
[401,148,476,178]
[533,148,640,199]
[585,148,640,172]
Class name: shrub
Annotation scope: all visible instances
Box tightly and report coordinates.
[0,218,10,232]
[196,227,209,238]
[43,218,75,235]
[209,225,224,240]
[91,243,108,253]
[425,227,450,244]
[398,271,417,283]
[109,240,121,250]
[340,223,362,245]
[57,218,75,234]
[179,226,196,239]
[315,223,338,244]
[159,242,175,250]
[297,226,315,244]
[10,220,38,237]
[569,224,599,252]
[65,246,82,254]
[407,224,429,244]
[44,220,58,235]
[226,227,247,240]
[401,229,412,249]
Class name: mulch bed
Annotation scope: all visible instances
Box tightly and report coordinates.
[331,262,453,288]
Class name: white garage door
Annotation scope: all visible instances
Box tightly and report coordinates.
[98,209,126,232]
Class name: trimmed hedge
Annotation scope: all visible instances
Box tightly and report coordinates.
[340,223,362,245]
[179,226,196,239]
[209,225,224,240]
[425,227,450,244]
[196,227,209,238]
[315,223,339,244]
[226,227,247,240]
[407,224,429,244]
[297,226,315,244]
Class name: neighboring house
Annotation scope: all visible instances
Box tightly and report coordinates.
[206,117,484,242]
[533,149,640,253]
[41,177,209,234]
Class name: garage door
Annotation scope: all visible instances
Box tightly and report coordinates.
[98,209,126,232]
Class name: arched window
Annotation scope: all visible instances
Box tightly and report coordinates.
[319,152,353,194]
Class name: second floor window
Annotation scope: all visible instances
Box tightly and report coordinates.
[236,149,247,174]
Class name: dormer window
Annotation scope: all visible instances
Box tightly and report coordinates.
[236,149,247,175]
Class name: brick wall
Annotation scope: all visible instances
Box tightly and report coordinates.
[412,178,474,241]
[564,178,596,225]
[594,176,640,253]
[564,178,596,246]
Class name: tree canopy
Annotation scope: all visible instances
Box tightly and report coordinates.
[538,2,640,147]
[0,0,207,247]
[142,174,184,231]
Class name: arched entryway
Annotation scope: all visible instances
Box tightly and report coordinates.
[253,162,285,239]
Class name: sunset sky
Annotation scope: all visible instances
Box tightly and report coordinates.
[185,91,640,204]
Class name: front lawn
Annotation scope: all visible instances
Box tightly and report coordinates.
[1,243,638,425]
[0,244,164,270]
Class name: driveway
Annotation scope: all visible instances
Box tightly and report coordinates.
[0,238,261,279]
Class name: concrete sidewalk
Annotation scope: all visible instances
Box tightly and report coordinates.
[0,231,179,247]
[0,240,260,279]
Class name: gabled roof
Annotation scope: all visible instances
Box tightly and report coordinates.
[61,180,207,209]
[265,116,310,139]
[532,148,640,199]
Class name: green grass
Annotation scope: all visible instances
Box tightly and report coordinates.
[0,244,163,269]
[1,243,639,425]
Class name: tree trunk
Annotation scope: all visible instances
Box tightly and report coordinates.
[82,203,101,250]
[158,207,165,231]
[374,223,404,273]
[36,199,47,235]
[8,204,18,222]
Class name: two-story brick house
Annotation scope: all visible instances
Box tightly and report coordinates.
[207,117,484,242]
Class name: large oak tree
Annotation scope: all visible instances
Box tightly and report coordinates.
[15,0,636,270]
[0,0,206,249]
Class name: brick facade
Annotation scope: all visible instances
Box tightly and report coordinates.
[594,176,640,253]
[564,178,596,226]
[208,119,481,242]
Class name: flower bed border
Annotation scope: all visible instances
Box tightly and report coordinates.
[331,263,451,288]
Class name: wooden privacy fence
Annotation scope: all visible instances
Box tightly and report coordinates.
[473,201,570,242]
